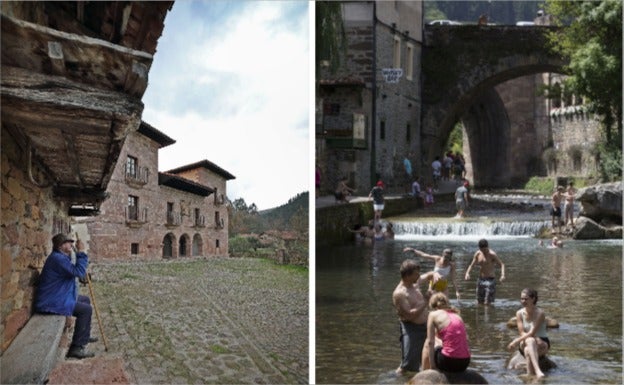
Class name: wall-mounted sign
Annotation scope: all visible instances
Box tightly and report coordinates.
[382,68,403,83]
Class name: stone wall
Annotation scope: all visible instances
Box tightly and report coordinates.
[549,108,601,177]
[75,130,229,262]
[316,197,421,248]
[1,126,72,352]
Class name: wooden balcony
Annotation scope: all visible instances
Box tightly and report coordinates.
[125,207,147,227]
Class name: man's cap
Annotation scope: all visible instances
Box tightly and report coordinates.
[52,233,74,249]
[376,180,384,187]
[463,180,469,187]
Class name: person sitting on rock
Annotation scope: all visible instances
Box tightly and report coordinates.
[421,292,471,372]
[507,288,550,379]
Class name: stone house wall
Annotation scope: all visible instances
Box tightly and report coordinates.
[1,126,73,352]
[75,129,230,262]
[549,109,601,177]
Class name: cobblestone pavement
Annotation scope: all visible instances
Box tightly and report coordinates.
[84,257,308,384]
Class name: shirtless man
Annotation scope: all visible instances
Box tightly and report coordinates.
[464,239,506,305]
[550,186,565,234]
[564,182,576,230]
[392,259,429,374]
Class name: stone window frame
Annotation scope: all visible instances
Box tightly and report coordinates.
[393,35,401,68]
[405,42,414,80]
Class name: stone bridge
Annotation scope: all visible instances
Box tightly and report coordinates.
[421,25,566,187]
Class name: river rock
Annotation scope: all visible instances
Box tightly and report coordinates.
[577,182,622,223]
[507,351,557,371]
[506,316,559,328]
[572,215,623,240]
[407,369,487,384]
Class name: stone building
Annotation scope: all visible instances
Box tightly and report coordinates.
[1,0,173,357]
[317,1,424,194]
[74,122,235,262]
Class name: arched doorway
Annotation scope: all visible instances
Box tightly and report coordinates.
[179,233,190,257]
[192,234,203,256]
[162,233,176,259]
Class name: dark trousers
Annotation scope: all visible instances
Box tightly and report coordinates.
[72,294,93,347]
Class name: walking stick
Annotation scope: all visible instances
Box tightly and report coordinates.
[86,272,109,352]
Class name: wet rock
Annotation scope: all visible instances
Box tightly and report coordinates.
[577,182,622,223]
[573,217,607,239]
[408,369,487,384]
[507,351,557,371]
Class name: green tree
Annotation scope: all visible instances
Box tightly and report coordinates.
[546,0,622,144]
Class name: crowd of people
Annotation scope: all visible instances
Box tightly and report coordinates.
[393,239,551,380]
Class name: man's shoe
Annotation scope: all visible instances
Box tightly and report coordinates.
[67,345,95,359]
[88,336,99,343]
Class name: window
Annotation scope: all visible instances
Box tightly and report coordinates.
[126,156,137,178]
[167,202,174,214]
[406,123,411,142]
[215,211,221,228]
[128,195,138,220]
[393,35,401,68]
[406,43,414,80]
[216,239,220,248]
[380,120,386,140]
[131,243,139,255]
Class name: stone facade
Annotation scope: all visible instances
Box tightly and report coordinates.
[1,126,74,352]
[317,1,424,195]
[75,124,235,262]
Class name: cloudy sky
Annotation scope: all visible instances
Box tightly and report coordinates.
[142,0,310,210]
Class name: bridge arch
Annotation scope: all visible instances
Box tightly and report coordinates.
[421,25,567,187]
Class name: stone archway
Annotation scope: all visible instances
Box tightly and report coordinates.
[162,233,176,259]
[179,233,190,257]
[192,233,203,256]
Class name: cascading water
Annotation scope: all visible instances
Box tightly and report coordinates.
[393,220,550,237]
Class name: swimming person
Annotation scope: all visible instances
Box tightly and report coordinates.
[403,247,460,300]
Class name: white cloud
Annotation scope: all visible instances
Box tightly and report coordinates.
[142,0,309,210]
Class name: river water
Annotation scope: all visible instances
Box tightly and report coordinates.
[316,206,622,384]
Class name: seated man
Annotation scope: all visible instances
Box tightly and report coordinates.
[34,233,96,359]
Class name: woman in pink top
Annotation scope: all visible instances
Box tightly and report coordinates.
[422,292,471,372]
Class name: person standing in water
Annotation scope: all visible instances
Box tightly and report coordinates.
[403,247,460,301]
[464,239,506,305]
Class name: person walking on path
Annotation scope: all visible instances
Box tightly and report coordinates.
[34,233,97,359]
[403,247,460,301]
[454,181,470,218]
[392,259,429,374]
[431,156,442,191]
[421,292,471,372]
[464,239,506,305]
[507,288,550,379]
[369,180,385,223]
[550,186,564,234]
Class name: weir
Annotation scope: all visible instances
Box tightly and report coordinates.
[393,219,550,237]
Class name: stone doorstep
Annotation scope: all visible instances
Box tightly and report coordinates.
[0,314,66,384]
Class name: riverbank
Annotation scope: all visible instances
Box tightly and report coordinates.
[47,257,308,384]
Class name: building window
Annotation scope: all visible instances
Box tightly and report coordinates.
[406,123,411,142]
[406,43,414,80]
[215,211,222,228]
[216,239,220,248]
[128,195,138,220]
[131,243,139,255]
[393,35,401,68]
[126,156,137,178]
[380,120,386,140]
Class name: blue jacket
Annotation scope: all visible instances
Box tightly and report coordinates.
[34,250,88,316]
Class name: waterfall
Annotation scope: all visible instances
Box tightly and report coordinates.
[393,220,550,237]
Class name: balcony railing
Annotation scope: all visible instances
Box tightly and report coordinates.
[125,207,148,226]
[125,166,150,186]
[166,211,181,226]
[193,215,206,228]
[215,218,225,229]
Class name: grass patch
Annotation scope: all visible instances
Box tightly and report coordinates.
[524,177,555,195]
[210,344,228,354]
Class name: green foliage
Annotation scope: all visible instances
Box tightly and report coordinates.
[524,176,555,195]
[445,122,464,155]
[228,192,308,236]
[545,0,622,145]
[228,235,260,258]
[595,140,623,182]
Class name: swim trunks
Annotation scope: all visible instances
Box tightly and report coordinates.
[399,321,427,372]
[550,206,561,217]
[477,277,496,304]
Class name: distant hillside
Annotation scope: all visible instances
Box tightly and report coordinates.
[260,191,308,231]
